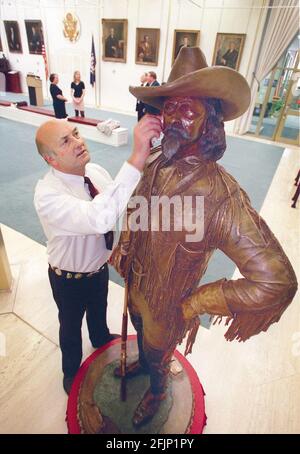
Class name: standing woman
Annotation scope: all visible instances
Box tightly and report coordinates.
[49,73,68,119]
[71,71,85,117]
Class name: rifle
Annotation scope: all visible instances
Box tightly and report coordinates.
[120,282,129,401]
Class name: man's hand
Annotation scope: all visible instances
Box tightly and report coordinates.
[109,246,127,278]
[182,296,198,321]
[182,279,232,321]
[128,114,162,172]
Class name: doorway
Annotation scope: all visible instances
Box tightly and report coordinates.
[250,35,299,146]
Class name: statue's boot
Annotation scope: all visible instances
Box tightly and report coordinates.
[132,387,166,427]
[114,312,149,379]
[132,342,174,427]
[114,360,149,379]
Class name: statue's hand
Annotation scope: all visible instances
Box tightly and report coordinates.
[182,296,199,321]
[109,245,128,278]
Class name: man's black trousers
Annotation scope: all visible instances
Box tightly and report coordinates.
[48,264,110,377]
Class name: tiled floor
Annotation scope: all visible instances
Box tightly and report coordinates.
[0,145,299,434]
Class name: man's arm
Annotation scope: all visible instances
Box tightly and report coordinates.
[183,191,298,341]
[34,115,162,237]
[34,161,140,236]
[108,203,136,277]
[56,94,68,102]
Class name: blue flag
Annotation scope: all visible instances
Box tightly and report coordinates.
[90,35,96,86]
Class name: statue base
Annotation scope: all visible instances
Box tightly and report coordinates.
[66,335,206,434]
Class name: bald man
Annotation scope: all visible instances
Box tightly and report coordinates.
[34,117,162,394]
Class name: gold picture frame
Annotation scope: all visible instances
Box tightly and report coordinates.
[102,19,128,63]
[135,28,160,66]
[172,29,200,65]
[4,21,23,54]
[212,33,246,71]
[25,20,44,55]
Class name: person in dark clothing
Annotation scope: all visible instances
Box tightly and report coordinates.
[71,70,85,117]
[137,35,154,63]
[105,28,119,58]
[220,41,239,69]
[29,25,43,53]
[144,71,161,116]
[50,73,68,119]
[136,72,148,121]
[7,25,21,52]
[175,36,190,59]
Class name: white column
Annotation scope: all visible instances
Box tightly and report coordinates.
[0,226,12,291]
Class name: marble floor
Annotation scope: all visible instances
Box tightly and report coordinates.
[0,144,299,434]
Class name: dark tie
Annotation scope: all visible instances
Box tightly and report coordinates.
[84,176,114,250]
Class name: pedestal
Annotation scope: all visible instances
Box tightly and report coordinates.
[67,335,206,434]
[26,75,43,106]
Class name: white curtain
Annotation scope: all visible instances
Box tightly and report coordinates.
[234,0,299,135]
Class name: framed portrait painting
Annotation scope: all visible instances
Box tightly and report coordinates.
[25,20,44,54]
[102,19,128,63]
[4,21,22,53]
[172,29,200,64]
[135,28,160,66]
[212,33,246,70]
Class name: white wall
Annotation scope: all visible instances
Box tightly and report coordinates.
[0,0,268,129]
[0,0,48,95]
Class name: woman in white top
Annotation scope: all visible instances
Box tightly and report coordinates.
[71,70,85,117]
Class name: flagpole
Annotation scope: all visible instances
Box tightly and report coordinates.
[95,43,98,108]
[40,1,50,101]
[95,62,100,109]
[90,34,97,109]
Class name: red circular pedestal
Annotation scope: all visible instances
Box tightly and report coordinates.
[67,335,206,434]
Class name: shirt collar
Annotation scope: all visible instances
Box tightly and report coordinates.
[52,167,85,186]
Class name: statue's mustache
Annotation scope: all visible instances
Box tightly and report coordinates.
[163,125,191,140]
[161,125,192,161]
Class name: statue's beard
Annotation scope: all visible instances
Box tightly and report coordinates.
[161,127,192,160]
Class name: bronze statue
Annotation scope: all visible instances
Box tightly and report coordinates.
[110,47,298,428]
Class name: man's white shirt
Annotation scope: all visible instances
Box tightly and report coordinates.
[34,161,140,272]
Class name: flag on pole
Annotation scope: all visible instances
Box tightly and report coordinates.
[41,44,49,80]
[90,35,96,86]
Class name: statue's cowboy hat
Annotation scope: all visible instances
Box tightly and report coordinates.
[129,47,251,121]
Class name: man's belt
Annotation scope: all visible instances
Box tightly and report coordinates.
[49,263,107,279]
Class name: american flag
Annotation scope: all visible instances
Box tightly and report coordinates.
[41,44,49,80]
[90,35,96,86]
